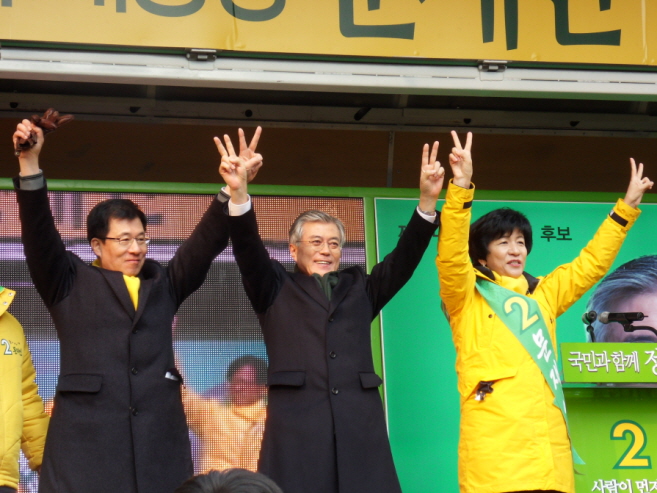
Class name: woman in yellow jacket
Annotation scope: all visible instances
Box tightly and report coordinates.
[0,287,49,493]
[436,132,653,493]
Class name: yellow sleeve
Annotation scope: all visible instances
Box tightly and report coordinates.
[538,199,641,317]
[436,180,476,319]
[239,405,266,472]
[20,338,49,471]
[181,385,216,436]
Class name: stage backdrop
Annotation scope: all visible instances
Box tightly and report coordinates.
[1,0,657,66]
[376,197,657,493]
[4,184,657,492]
[0,189,365,491]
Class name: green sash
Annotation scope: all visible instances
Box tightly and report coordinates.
[0,286,4,294]
[475,277,584,465]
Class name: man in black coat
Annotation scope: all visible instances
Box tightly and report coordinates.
[215,136,445,493]
[11,120,262,493]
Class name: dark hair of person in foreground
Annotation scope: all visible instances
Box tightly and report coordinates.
[468,207,533,265]
[86,198,147,243]
[174,469,284,493]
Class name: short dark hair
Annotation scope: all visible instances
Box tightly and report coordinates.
[86,199,147,243]
[226,355,268,386]
[174,469,283,493]
[468,208,533,264]
[586,255,657,342]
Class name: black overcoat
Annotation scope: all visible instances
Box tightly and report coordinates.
[15,182,229,493]
[228,207,438,493]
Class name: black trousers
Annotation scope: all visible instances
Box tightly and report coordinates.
[0,486,17,493]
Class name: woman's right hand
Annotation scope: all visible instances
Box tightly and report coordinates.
[449,131,473,189]
[623,157,653,208]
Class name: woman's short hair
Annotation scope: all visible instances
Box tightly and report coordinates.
[174,469,283,493]
[289,210,346,247]
[468,208,533,264]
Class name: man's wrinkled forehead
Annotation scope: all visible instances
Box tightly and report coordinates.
[301,223,340,239]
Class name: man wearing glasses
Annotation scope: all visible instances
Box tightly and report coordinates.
[215,134,444,493]
[11,119,262,493]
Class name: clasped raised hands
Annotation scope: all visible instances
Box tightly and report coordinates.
[13,119,44,176]
[215,126,263,203]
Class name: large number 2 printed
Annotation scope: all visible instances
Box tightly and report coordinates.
[503,297,539,331]
[1,339,11,355]
[611,420,652,469]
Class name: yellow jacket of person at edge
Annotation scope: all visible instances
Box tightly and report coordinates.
[436,181,639,493]
[0,287,49,491]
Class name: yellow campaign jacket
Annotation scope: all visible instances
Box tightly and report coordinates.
[182,386,266,474]
[436,182,639,493]
[0,288,49,490]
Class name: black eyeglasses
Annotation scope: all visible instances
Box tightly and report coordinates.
[102,235,150,248]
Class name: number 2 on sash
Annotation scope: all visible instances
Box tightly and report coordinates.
[503,297,539,331]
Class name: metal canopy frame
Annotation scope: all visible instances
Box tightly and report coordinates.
[2,47,657,100]
[1,47,657,137]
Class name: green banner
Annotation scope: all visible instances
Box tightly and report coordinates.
[563,343,657,383]
[567,386,657,493]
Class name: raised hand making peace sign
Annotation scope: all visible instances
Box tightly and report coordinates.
[418,140,445,215]
[214,126,263,204]
[448,130,473,189]
[623,157,653,209]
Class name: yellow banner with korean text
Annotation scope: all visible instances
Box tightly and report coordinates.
[0,0,656,66]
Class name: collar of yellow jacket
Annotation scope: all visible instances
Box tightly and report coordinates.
[474,265,540,296]
[0,286,16,316]
[230,399,267,422]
